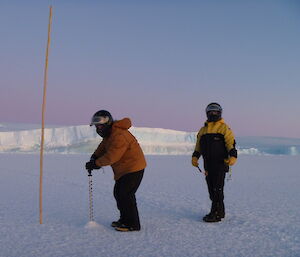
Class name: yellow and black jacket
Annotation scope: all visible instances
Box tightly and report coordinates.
[193,119,237,167]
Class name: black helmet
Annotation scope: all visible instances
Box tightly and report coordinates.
[206,103,222,122]
[90,110,113,126]
[90,110,113,137]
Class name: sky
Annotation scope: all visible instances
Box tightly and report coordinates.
[1,0,300,137]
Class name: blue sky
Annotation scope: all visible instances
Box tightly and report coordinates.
[1,0,300,137]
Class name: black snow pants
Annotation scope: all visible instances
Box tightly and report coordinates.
[205,163,227,216]
[113,169,144,229]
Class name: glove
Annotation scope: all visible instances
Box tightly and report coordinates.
[191,157,199,167]
[85,160,101,171]
[224,156,237,166]
[90,154,97,161]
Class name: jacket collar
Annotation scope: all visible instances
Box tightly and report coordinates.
[205,118,225,126]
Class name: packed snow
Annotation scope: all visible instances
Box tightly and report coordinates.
[0,123,299,256]
[0,123,300,155]
[0,153,299,257]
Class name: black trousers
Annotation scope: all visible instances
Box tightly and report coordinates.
[205,163,226,215]
[113,169,144,229]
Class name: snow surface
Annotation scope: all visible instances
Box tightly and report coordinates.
[0,123,300,155]
[0,153,299,257]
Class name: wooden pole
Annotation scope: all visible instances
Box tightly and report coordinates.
[39,6,53,224]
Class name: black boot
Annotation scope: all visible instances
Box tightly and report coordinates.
[203,202,218,221]
[203,211,221,222]
[115,223,140,232]
[203,202,222,222]
[111,219,123,227]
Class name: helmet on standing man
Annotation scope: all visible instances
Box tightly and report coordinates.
[206,103,222,122]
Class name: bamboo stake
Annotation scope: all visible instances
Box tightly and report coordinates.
[39,6,53,224]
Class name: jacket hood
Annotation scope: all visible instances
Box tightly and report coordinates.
[112,118,132,130]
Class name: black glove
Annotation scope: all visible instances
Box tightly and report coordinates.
[85,160,101,171]
[90,154,97,161]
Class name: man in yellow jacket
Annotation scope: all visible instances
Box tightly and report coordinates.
[192,103,237,222]
[86,110,146,231]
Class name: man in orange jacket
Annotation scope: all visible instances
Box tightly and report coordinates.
[86,110,146,232]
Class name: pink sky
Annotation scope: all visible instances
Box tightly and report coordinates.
[1,1,300,137]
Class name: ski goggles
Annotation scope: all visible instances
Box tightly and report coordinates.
[206,104,222,113]
[90,116,110,126]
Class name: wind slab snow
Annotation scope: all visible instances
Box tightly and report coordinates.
[0,123,300,155]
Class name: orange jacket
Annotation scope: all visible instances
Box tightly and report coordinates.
[93,118,146,180]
